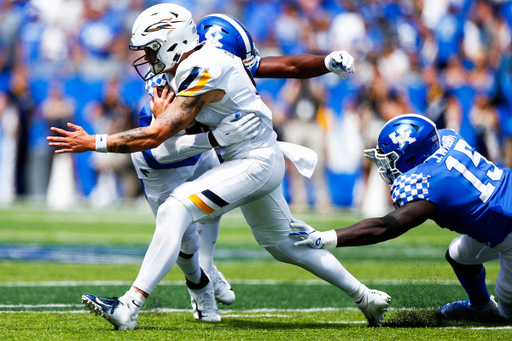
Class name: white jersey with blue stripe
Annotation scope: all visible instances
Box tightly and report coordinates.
[391,129,512,247]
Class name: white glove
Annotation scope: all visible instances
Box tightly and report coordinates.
[324,51,355,80]
[289,218,338,249]
[212,112,261,147]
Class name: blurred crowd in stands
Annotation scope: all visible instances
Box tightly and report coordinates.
[1,0,512,213]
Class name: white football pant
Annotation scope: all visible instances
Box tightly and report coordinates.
[132,143,360,297]
[449,233,512,319]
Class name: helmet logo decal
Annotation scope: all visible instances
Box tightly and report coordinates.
[205,27,223,48]
[389,129,416,148]
[144,18,185,35]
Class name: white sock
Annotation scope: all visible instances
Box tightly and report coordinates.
[197,220,220,271]
[121,287,146,315]
[349,283,368,305]
[177,252,202,284]
[133,198,194,295]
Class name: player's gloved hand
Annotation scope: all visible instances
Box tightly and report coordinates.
[211,112,261,147]
[289,218,338,249]
[324,51,355,80]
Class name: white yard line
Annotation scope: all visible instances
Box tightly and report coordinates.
[0,307,510,330]
[0,279,496,286]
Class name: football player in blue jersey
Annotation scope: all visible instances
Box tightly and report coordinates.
[195,13,354,80]
[290,113,512,322]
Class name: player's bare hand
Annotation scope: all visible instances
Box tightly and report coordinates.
[47,122,95,153]
[150,85,174,118]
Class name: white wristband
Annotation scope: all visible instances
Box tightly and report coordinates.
[324,55,332,72]
[95,134,108,153]
[323,230,338,249]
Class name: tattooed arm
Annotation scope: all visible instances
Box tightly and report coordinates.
[47,90,225,154]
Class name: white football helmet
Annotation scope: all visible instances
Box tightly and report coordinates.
[129,3,199,80]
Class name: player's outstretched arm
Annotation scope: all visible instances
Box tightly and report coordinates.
[47,90,225,154]
[256,51,355,79]
[290,200,437,249]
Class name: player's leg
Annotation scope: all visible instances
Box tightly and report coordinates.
[241,185,391,326]
[196,217,236,305]
[493,233,512,320]
[187,151,235,304]
[82,196,213,329]
[176,223,202,284]
[438,234,500,320]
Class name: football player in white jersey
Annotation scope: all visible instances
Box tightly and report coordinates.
[132,11,354,312]
[47,4,390,330]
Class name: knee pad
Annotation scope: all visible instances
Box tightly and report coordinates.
[180,224,201,255]
[446,249,483,277]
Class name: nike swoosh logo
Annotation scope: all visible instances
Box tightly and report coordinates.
[132,300,141,308]
[100,136,103,141]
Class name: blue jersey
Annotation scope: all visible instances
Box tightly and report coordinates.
[391,129,512,247]
[137,101,200,170]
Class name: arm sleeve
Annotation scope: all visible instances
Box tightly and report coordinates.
[151,132,213,163]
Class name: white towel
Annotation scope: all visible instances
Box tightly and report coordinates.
[277,141,317,179]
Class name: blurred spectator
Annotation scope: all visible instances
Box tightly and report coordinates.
[329,0,366,54]
[6,63,34,197]
[470,93,500,163]
[0,91,20,205]
[88,79,137,207]
[1,0,512,210]
[42,82,75,133]
[275,1,307,55]
[281,78,332,212]
[432,1,465,69]
[77,1,124,79]
[41,81,77,209]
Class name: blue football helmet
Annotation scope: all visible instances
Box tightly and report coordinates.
[364,114,440,185]
[197,14,261,76]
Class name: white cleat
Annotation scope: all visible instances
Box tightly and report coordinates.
[356,286,392,327]
[188,281,221,323]
[82,293,138,330]
[205,265,235,305]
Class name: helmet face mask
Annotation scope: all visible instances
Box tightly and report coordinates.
[130,41,165,81]
[130,4,199,81]
[365,114,440,185]
[364,148,402,185]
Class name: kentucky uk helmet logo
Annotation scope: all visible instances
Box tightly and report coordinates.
[205,27,224,48]
[144,18,185,34]
[389,129,416,148]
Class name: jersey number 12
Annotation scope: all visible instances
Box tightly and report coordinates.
[445,139,503,203]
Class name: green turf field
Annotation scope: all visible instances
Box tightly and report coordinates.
[0,203,509,340]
